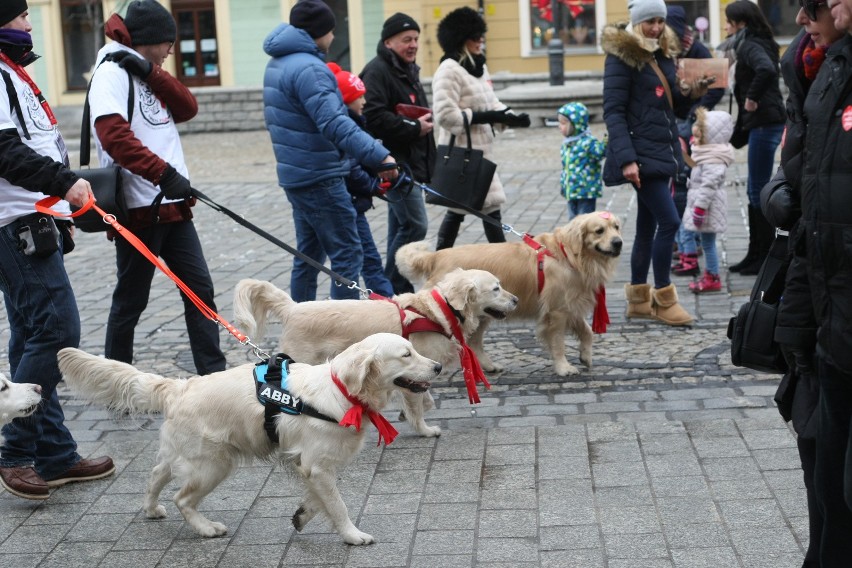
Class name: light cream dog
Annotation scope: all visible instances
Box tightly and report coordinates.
[0,374,42,425]
[233,269,518,437]
[396,212,623,376]
[57,334,440,544]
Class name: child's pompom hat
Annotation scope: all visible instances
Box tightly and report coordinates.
[327,63,366,104]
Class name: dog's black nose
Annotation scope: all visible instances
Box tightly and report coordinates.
[433,363,443,375]
[612,238,623,252]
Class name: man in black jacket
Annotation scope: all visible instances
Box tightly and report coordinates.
[360,13,435,294]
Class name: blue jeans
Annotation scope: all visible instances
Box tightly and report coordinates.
[285,178,363,301]
[385,185,428,294]
[631,178,681,288]
[699,232,719,274]
[355,212,393,297]
[568,198,596,220]
[0,219,81,478]
[677,227,700,254]
[747,124,784,208]
[105,220,226,375]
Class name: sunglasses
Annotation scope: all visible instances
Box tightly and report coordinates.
[799,0,825,21]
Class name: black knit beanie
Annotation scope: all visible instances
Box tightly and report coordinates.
[290,0,336,39]
[0,0,28,27]
[381,13,420,42]
[125,0,176,46]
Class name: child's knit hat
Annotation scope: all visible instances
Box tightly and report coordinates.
[327,63,366,104]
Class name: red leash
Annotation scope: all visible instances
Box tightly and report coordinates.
[36,196,251,346]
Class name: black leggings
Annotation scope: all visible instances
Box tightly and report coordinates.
[436,210,506,250]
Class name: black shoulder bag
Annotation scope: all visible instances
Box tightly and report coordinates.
[727,234,790,373]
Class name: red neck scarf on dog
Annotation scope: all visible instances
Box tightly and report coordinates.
[330,372,398,446]
[430,289,490,404]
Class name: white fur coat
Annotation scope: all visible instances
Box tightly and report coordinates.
[431,58,506,214]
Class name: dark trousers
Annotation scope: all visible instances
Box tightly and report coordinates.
[814,358,852,566]
[105,220,226,376]
[630,177,680,288]
[436,210,506,250]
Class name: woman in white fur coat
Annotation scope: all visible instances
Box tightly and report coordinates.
[682,107,735,293]
[431,6,530,250]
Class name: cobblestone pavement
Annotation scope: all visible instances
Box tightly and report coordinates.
[0,127,805,567]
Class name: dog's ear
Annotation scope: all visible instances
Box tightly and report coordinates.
[560,221,585,258]
[340,347,381,398]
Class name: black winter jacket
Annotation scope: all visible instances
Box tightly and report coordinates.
[360,44,435,183]
[732,30,786,131]
[601,24,686,185]
[799,34,852,370]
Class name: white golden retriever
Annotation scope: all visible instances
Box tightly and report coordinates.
[0,374,42,425]
[57,334,440,544]
[396,212,623,376]
[233,269,518,437]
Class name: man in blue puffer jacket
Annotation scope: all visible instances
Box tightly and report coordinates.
[263,0,397,301]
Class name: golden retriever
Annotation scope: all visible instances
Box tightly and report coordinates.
[0,374,42,425]
[396,212,623,376]
[57,334,441,544]
[233,268,518,437]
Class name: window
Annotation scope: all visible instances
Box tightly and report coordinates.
[529,0,598,51]
[60,0,104,91]
[173,1,220,87]
[758,0,799,40]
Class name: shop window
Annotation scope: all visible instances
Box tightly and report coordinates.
[757,0,799,40]
[60,0,104,91]
[530,0,598,51]
[173,1,220,87]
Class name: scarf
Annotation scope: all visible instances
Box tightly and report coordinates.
[691,143,736,166]
[801,40,828,82]
[0,29,36,66]
[441,52,486,78]
[331,372,398,446]
[430,289,490,404]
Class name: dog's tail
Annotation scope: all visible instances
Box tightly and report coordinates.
[58,348,185,414]
[395,241,436,284]
[233,279,296,339]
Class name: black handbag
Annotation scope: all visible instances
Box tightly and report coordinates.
[727,235,790,373]
[425,113,496,211]
[70,61,133,232]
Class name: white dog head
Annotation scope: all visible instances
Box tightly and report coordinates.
[436,268,519,321]
[0,373,42,424]
[331,333,441,410]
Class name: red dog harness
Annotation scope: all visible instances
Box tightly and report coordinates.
[369,293,449,339]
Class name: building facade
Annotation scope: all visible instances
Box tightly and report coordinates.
[30,0,798,106]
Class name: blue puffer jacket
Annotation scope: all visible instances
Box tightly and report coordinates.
[601,23,686,186]
[263,24,389,189]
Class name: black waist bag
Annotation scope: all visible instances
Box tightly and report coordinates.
[727,235,789,374]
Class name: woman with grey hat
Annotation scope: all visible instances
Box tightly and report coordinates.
[431,6,530,250]
[602,0,708,326]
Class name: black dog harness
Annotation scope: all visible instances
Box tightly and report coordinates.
[254,353,338,443]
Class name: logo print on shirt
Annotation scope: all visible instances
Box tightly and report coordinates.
[843,106,852,132]
[139,84,173,127]
[23,88,53,132]
[655,86,664,98]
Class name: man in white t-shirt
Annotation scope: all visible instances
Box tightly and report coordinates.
[89,0,226,375]
[0,1,114,500]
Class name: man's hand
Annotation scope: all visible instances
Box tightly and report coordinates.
[377,156,399,181]
[158,165,193,199]
[417,113,433,136]
[107,50,153,79]
[744,98,759,112]
[64,178,94,209]
[693,207,707,227]
[622,162,640,188]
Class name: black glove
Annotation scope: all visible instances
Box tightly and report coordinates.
[470,110,504,125]
[107,50,153,79]
[158,165,192,200]
[503,110,531,128]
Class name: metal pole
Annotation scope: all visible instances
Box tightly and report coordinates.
[548,0,565,86]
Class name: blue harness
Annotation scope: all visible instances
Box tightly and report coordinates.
[254,354,338,443]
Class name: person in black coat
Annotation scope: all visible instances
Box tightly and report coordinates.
[724,0,786,275]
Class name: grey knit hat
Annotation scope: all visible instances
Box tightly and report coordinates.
[0,0,27,27]
[125,0,176,46]
[628,0,667,24]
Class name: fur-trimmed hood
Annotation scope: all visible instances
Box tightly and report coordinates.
[600,22,680,69]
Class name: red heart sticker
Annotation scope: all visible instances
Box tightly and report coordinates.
[843,106,852,131]
[655,86,664,98]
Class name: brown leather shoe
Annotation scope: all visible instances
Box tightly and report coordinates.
[0,466,49,500]
[44,456,115,487]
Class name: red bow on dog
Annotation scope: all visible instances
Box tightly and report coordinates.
[331,372,398,446]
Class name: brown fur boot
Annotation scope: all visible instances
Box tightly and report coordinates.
[651,284,694,326]
[624,283,653,319]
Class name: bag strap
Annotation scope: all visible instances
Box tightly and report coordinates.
[648,59,674,109]
[80,56,134,167]
[1,67,30,140]
[750,234,789,302]
[441,112,474,158]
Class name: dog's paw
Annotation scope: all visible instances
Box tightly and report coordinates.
[197,521,228,538]
[580,353,592,369]
[554,361,580,376]
[145,505,167,519]
[480,360,503,373]
[342,529,376,545]
[417,424,441,437]
[397,410,407,422]
[292,505,314,532]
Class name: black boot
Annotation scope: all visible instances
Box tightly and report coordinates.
[739,208,774,275]
[483,210,506,243]
[436,212,463,250]
[730,205,758,272]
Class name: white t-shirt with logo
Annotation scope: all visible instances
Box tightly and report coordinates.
[89,43,188,209]
[0,61,72,227]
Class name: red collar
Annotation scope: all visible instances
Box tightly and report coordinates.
[330,372,398,446]
[430,289,490,403]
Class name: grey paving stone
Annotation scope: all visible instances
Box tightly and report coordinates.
[639,433,694,455]
[476,537,539,563]
[739,553,811,568]
[416,503,478,531]
[670,547,740,568]
[98,550,165,568]
[691,437,752,459]
[657,496,721,525]
[718,499,787,528]
[601,391,659,402]
[539,504,597,527]
[478,509,538,538]
[526,403,579,415]
[588,440,643,463]
[409,555,472,568]
[604,532,668,559]
[728,526,802,554]
[702,396,768,410]
[362,493,422,515]
[38,542,112,568]
[283,534,350,564]
[661,388,738,401]
[482,464,536,490]
[428,460,482,484]
[538,455,591,480]
[701,457,763,481]
[553,393,599,404]
[597,506,662,534]
[740,428,797,450]
[485,443,536,466]
[540,548,605,568]
[480,488,538,510]
[584,401,642,413]
[157,539,228,567]
[421,483,480,504]
[643,400,700,412]
[594,485,654,508]
[664,522,731,548]
[216,544,285,568]
[539,523,600,550]
[751,447,802,472]
[709,478,774,501]
[488,426,536,445]
[496,415,558,427]
[377,448,433,471]
[369,469,428,495]
[608,560,674,568]
[346,541,411,567]
[645,454,705,478]
[412,529,474,555]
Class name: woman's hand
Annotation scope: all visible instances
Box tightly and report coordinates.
[622,162,640,188]
[744,98,758,112]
